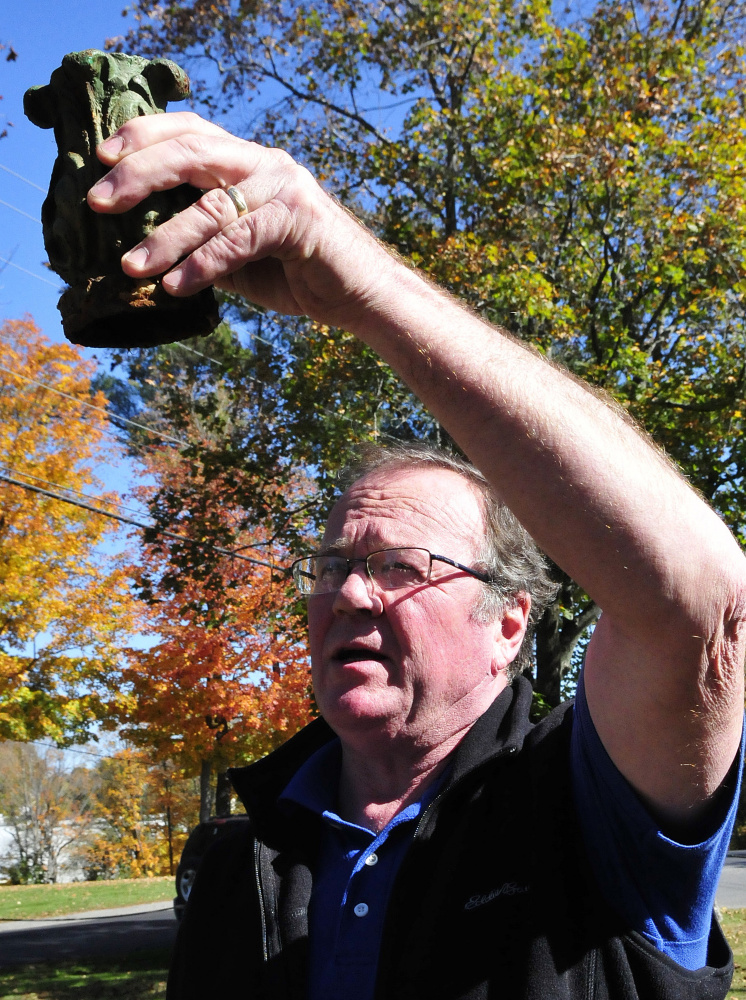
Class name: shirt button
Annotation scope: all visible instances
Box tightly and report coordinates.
[364,853,378,867]
[354,903,369,917]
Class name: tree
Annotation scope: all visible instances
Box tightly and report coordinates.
[81,748,164,879]
[0,741,93,883]
[111,0,746,703]
[99,336,315,816]
[117,456,313,818]
[0,318,137,743]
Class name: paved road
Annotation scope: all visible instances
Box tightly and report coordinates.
[716,853,746,910]
[0,901,178,967]
[1,857,745,968]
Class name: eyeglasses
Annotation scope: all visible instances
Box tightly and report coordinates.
[290,546,495,597]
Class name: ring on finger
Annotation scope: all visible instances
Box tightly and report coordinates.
[224,185,248,218]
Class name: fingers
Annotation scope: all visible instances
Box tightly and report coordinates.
[119,186,244,279]
[88,132,271,214]
[95,110,231,165]
[85,110,319,294]
[83,110,378,320]
[129,198,299,298]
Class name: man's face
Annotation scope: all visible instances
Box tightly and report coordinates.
[308,467,526,752]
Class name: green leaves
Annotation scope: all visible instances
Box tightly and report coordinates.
[111,0,746,702]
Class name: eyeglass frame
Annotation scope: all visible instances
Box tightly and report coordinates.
[289,546,497,597]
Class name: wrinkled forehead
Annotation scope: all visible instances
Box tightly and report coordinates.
[322,466,486,555]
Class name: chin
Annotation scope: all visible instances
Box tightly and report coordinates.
[319,688,398,734]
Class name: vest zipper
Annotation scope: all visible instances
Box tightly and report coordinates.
[254,837,270,963]
[413,744,518,840]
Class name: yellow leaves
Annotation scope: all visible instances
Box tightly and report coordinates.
[0,317,138,742]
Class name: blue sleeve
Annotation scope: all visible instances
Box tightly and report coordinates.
[571,669,744,970]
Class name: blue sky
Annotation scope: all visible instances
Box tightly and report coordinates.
[1,1,141,347]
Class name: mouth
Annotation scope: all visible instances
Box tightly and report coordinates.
[332,647,388,667]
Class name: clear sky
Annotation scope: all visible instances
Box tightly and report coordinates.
[0,1,170,520]
[0,1,145,348]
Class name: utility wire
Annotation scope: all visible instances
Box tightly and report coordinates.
[26,740,126,762]
[0,162,46,191]
[0,198,42,225]
[0,464,150,521]
[24,740,198,768]
[0,473,279,572]
[175,342,225,368]
[0,361,187,446]
[0,255,59,288]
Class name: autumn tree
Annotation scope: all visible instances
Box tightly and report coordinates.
[0,318,137,743]
[98,330,314,817]
[118,508,313,819]
[81,748,165,879]
[120,555,312,820]
[0,741,93,884]
[111,0,746,703]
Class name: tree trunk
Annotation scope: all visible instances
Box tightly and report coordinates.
[199,759,212,823]
[214,769,232,818]
[534,599,572,707]
[533,571,601,707]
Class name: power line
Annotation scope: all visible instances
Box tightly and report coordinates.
[0,198,42,225]
[175,342,225,368]
[26,740,123,762]
[0,464,149,521]
[0,361,187,446]
[0,255,59,288]
[0,162,46,192]
[2,345,381,444]
[0,472,280,572]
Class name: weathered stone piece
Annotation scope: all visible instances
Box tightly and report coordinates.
[24,50,219,348]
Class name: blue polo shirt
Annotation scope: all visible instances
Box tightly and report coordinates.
[280,740,447,1000]
[280,677,742,1000]
[571,670,743,968]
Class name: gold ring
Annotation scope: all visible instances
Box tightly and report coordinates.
[224,185,248,218]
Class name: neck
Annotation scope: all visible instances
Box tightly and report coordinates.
[336,727,469,832]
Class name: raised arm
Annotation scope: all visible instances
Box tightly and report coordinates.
[89,112,746,827]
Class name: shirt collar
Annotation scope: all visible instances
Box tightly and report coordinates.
[280,737,450,836]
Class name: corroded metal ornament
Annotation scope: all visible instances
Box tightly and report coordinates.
[24,50,219,348]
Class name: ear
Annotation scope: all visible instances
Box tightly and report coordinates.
[490,593,531,676]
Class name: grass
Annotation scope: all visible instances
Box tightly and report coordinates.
[721,909,746,998]
[0,949,170,1000]
[0,879,173,921]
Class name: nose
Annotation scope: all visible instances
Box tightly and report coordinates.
[331,562,384,616]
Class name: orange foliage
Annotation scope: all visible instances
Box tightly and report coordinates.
[119,458,314,776]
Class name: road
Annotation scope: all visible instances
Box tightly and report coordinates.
[715,853,746,910]
[1,857,746,967]
[0,901,178,967]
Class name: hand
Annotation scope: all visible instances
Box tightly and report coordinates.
[87,111,388,324]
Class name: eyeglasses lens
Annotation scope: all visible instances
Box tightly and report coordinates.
[369,549,430,589]
[293,548,432,595]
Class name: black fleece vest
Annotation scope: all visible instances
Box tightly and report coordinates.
[167,679,734,1000]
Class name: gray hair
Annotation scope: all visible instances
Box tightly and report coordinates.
[334,442,559,680]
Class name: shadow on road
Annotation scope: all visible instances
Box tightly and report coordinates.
[0,907,178,966]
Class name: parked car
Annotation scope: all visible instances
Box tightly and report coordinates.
[174,816,251,919]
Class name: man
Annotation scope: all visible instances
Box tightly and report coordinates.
[88,112,746,999]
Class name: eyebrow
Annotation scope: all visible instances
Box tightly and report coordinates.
[317,538,352,556]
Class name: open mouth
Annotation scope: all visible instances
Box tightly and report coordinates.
[334,648,387,665]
